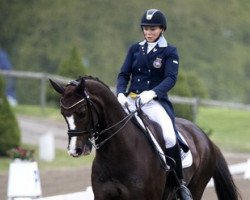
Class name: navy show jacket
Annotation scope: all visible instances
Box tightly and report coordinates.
[116,36,179,101]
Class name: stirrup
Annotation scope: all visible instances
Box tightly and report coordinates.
[176,182,193,200]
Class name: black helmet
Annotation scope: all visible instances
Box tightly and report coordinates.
[140,9,167,30]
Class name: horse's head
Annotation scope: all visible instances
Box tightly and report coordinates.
[50,77,100,157]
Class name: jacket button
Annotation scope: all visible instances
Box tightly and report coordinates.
[138,68,141,71]
[147,81,150,84]
[137,79,140,82]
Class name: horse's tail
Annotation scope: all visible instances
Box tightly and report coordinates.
[213,147,241,200]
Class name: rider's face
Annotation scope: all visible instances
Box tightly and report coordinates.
[142,26,163,42]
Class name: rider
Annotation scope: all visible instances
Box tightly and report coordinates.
[116,9,192,199]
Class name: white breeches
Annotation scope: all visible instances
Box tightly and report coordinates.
[126,97,177,148]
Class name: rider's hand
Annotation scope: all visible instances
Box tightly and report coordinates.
[139,90,157,105]
[117,93,129,107]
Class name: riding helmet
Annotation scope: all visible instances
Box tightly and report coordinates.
[140,9,167,30]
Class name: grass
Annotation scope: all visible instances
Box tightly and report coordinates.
[196,107,250,152]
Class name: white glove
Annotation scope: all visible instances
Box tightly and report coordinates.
[117,93,129,107]
[139,90,157,104]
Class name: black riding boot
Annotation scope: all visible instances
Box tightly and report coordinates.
[165,144,193,200]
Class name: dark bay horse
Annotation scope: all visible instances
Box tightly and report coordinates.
[50,76,240,200]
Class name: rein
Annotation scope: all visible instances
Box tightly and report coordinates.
[89,109,137,149]
[61,93,139,149]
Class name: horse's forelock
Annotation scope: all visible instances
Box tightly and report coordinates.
[63,85,78,97]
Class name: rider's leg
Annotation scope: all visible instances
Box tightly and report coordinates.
[141,100,177,147]
[142,100,193,200]
[165,144,192,200]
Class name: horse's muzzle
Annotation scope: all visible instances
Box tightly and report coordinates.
[68,144,92,157]
[68,148,82,157]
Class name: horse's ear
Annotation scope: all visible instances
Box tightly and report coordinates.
[75,78,85,95]
[49,79,65,94]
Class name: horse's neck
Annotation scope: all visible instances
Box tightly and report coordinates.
[92,89,149,157]
[98,100,140,155]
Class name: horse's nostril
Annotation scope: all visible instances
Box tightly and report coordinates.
[76,148,83,155]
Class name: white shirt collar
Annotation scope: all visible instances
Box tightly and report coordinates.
[147,42,156,53]
[139,35,168,47]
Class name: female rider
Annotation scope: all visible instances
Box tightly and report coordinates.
[116,9,192,200]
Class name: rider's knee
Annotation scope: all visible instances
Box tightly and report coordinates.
[164,133,177,148]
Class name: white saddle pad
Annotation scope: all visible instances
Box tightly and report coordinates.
[178,132,193,168]
[134,114,193,169]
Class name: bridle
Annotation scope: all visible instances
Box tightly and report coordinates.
[60,92,100,138]
[60,89,138,149]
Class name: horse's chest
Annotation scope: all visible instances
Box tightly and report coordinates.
[92,171,145,200]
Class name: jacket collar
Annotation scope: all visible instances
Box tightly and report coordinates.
[139,35,168,47]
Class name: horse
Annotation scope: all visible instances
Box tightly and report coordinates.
[50,76,240,200]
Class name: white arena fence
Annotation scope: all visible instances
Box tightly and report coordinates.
[37,159,250,200]
[39,187,94,200]
[1,69,250,118]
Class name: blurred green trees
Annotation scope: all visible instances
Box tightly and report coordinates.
[47,47,87,105]
[0,77,20,156]
[57,47,87,78]
[170,72,208,121]
[0,0,250,103]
